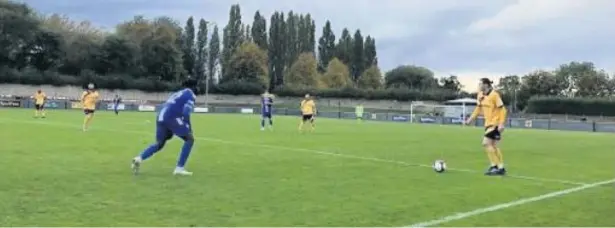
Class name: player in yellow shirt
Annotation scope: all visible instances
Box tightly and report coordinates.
[299,94,316,132]
[81,83,100,131]
[33,89,46,118]
[465,78,508,176]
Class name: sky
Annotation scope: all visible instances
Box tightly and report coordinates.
[21,0,615,91]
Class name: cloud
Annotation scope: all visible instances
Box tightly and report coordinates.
[20,0,615,90]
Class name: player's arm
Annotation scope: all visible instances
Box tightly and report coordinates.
[183,100,195,125]
[80,92,86,104]
[312,102,317,116]
[494,92,508,129]
[465,106,480,125]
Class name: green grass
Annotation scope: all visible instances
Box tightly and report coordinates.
[0,109,613,226]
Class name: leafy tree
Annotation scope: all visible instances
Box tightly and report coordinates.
[358,65,383,89]
[41,14,106,42]
[284,52,319,88]
[350,29,364,81]
[115,16,152,44]
[208,25,221,84]
[226,42,268,87]
[439,75,462,92]
[268,12,286,89]
[251,11,267,50]
[195,19,208,82]
[285,11,299,69]
[385,65,437,90]
[554,61,611,97]
[363,36,377,67]
[181,16,196,76]
[317,21,336,73]
[297,14,315,54]
[0,2,44,69]
[94,35,139,75]
[521,70,559,96]
[498,75,521,93]
[335,28,352,65]
[221,4,243,80]
[306,14,316,54]
[321,58,352,88]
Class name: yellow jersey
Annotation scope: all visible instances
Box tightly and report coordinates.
[300,99,316,115]
[81,91,99,110]
[471,90,507,127]
[34,92,46,105]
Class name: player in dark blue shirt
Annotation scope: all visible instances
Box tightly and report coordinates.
[260,92,274,130]
[131,78,197,176]
[113,94,122,115]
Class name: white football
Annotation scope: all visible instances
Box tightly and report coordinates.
[433,160,447,173]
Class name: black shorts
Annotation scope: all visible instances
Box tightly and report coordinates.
[84,109,95,115]
[484,126,502,140]
[35,104,44,110]
[302,114,314,121]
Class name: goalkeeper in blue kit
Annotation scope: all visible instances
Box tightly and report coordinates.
[131,78,198,176]
[260,91,274,130]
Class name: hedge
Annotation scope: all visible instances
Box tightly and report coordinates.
[273,86,461,101]
[526,96,615,116]
[0,67,464,102]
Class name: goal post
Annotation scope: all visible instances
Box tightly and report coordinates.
[409,103,473,124]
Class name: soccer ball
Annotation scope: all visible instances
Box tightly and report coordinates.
[433,160,447,173]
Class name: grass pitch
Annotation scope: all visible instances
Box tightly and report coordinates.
[0,109,613,226]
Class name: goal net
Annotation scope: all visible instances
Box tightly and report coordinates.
[409,103,473,124]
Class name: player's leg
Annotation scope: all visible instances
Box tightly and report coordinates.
[267,113,273,128]
[34,105,39,118]
[261,115,266,130]
[114,104,119,115]
[299,115,306,131]
[309,115,315,131]
[492,130,505,175]
[40,105,46,118]
[82,110,94,131]
[171,120,194,175]
[175,134,194,175]
[132,122,172,174]
[482,129,499,175]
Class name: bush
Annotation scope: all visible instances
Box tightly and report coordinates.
[273,85,460,101]
[213,81,266,95]
[0,66,463,102]
[526,96,615,116]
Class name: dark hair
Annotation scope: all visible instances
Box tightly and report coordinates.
[480,78,493,86]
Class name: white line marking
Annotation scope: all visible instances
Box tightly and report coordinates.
[1,119,589,186]
[406,178,615,227]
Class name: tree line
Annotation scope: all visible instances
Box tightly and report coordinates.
[0,0,465,101]
[2,0,614,115]
[497,61,615,114]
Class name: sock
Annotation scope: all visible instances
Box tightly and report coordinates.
[485,146,498,167]
[269,118,273,126]
[34,111,38,117]
[176,140,194,168]
[298,122,304,131]
[494,147,504,168]
[261,119,265,128]
[140,143,162,160]
[42,111,45,117]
